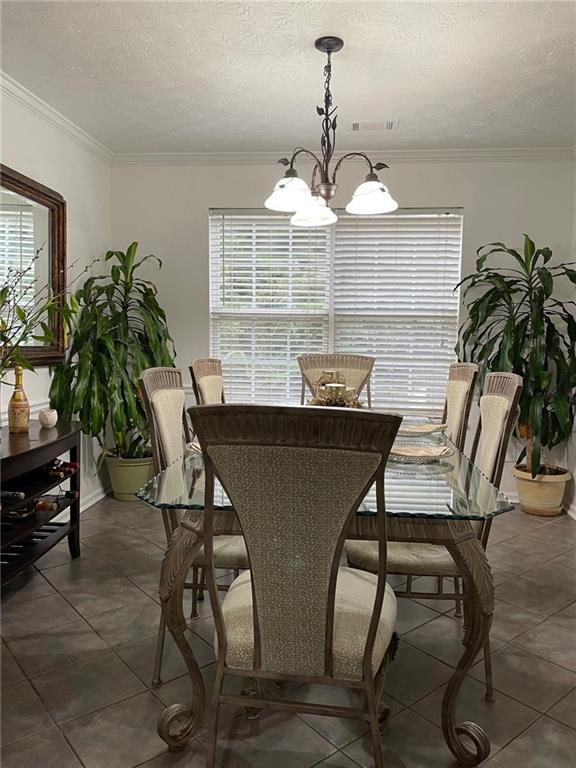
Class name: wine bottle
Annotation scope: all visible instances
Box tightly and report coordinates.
[8,366,30,434]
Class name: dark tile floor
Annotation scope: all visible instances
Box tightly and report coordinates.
[2,498,576,768]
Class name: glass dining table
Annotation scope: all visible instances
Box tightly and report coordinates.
[137,420,514,766]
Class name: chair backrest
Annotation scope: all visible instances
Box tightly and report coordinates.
[443,363,478,451]
[191,405,401,680]
[470,371,523,488]
[139,367,189,473]
[297,354,376,406]
[190,357,225,405]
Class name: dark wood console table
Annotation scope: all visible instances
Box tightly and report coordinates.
[1,421,81,585]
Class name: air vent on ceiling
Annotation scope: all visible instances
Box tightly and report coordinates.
[349,120,399,132]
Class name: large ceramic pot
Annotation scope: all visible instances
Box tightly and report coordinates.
[106,455,155,502]
[513,464,572,517]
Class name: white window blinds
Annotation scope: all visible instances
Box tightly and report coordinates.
[209,209,462,411]
[0,206,35,304]
[334,212,462,414]
[209,212,330,402]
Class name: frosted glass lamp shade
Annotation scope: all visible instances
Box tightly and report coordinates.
[265,175,312,212]
[290,196,338,227]
[345,180,398,215]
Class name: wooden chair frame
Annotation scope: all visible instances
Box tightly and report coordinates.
[349,371,523,703]
[297,353,375,407]
[139,367,238,685]
[191,405,401,768]
[190,357,226,405]
[140,367,194,685]
[442,362,478,452]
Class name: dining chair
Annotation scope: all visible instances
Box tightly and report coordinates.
[443,362,478,451]
[139,367,248,686]
[190,404,401,768]
[297,353,376,406]
[190,357,225,405]
[345,371,523,702]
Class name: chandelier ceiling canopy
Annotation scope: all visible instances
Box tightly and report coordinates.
[265,36,398,227]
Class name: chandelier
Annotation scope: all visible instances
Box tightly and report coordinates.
[265,36,398,227]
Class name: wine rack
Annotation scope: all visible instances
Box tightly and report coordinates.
[1,421,81,585]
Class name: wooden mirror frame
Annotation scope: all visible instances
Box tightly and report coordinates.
[1,164,67,366]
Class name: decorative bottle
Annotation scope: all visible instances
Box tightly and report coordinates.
[8,366,30,434]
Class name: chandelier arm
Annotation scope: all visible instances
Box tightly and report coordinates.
[310,163,319,192]
[331,152,379,183]
[288,147,325,178]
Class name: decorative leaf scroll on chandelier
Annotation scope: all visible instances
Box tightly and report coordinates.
[265,36,398,228]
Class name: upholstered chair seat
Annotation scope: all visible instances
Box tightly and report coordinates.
[191,535,249,569]
[219,567,397,680]
[346,540,458,577]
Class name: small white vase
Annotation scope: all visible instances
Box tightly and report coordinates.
[39,408,58,428]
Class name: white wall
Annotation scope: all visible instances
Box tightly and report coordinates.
[111,157,575,503]
[111,159,573,364]
[1,88,112,507]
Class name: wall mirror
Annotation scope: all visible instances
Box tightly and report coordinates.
[0,164,66,366]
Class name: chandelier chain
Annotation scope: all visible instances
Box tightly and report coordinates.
[320,50,336,180]
[324,50,333,110]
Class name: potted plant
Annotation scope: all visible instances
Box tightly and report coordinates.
[457,234,575,516]
[50,243,175,500]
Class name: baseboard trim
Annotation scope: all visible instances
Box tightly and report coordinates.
[80,485,109,513]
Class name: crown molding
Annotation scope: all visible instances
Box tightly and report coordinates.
[1,72,113,162]
[111,146,575,167]
[2,73,573,167]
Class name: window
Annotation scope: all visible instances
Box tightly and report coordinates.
[209,209,462,414]
[209,212,331,403]
[0,205,35,306]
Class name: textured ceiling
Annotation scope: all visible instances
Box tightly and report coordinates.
[1,1,575,153]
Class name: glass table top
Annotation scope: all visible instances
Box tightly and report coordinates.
[137,419,514,522]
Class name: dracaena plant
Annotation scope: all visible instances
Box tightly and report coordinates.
[50,243,175,459]
[456,234,576,477]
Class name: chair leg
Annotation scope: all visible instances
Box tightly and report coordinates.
[206,702,221,768]
[190,567,199,619]
[206,667,225,768]
[484,637,495,702]
[198,566,205,600]
[454,576,463,618]
[366,682,385,768]
[151,610,166,687]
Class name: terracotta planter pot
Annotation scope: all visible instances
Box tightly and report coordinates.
[513,464,571,517]
[106,455,155,502]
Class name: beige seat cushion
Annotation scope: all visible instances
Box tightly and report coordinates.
[346,540,458,577]
[218,567,397,681]
[191,535,249,569]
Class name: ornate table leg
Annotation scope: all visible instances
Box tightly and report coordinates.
[443,522,494,766]
[157,516,207,751]
[384,517,494,766]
